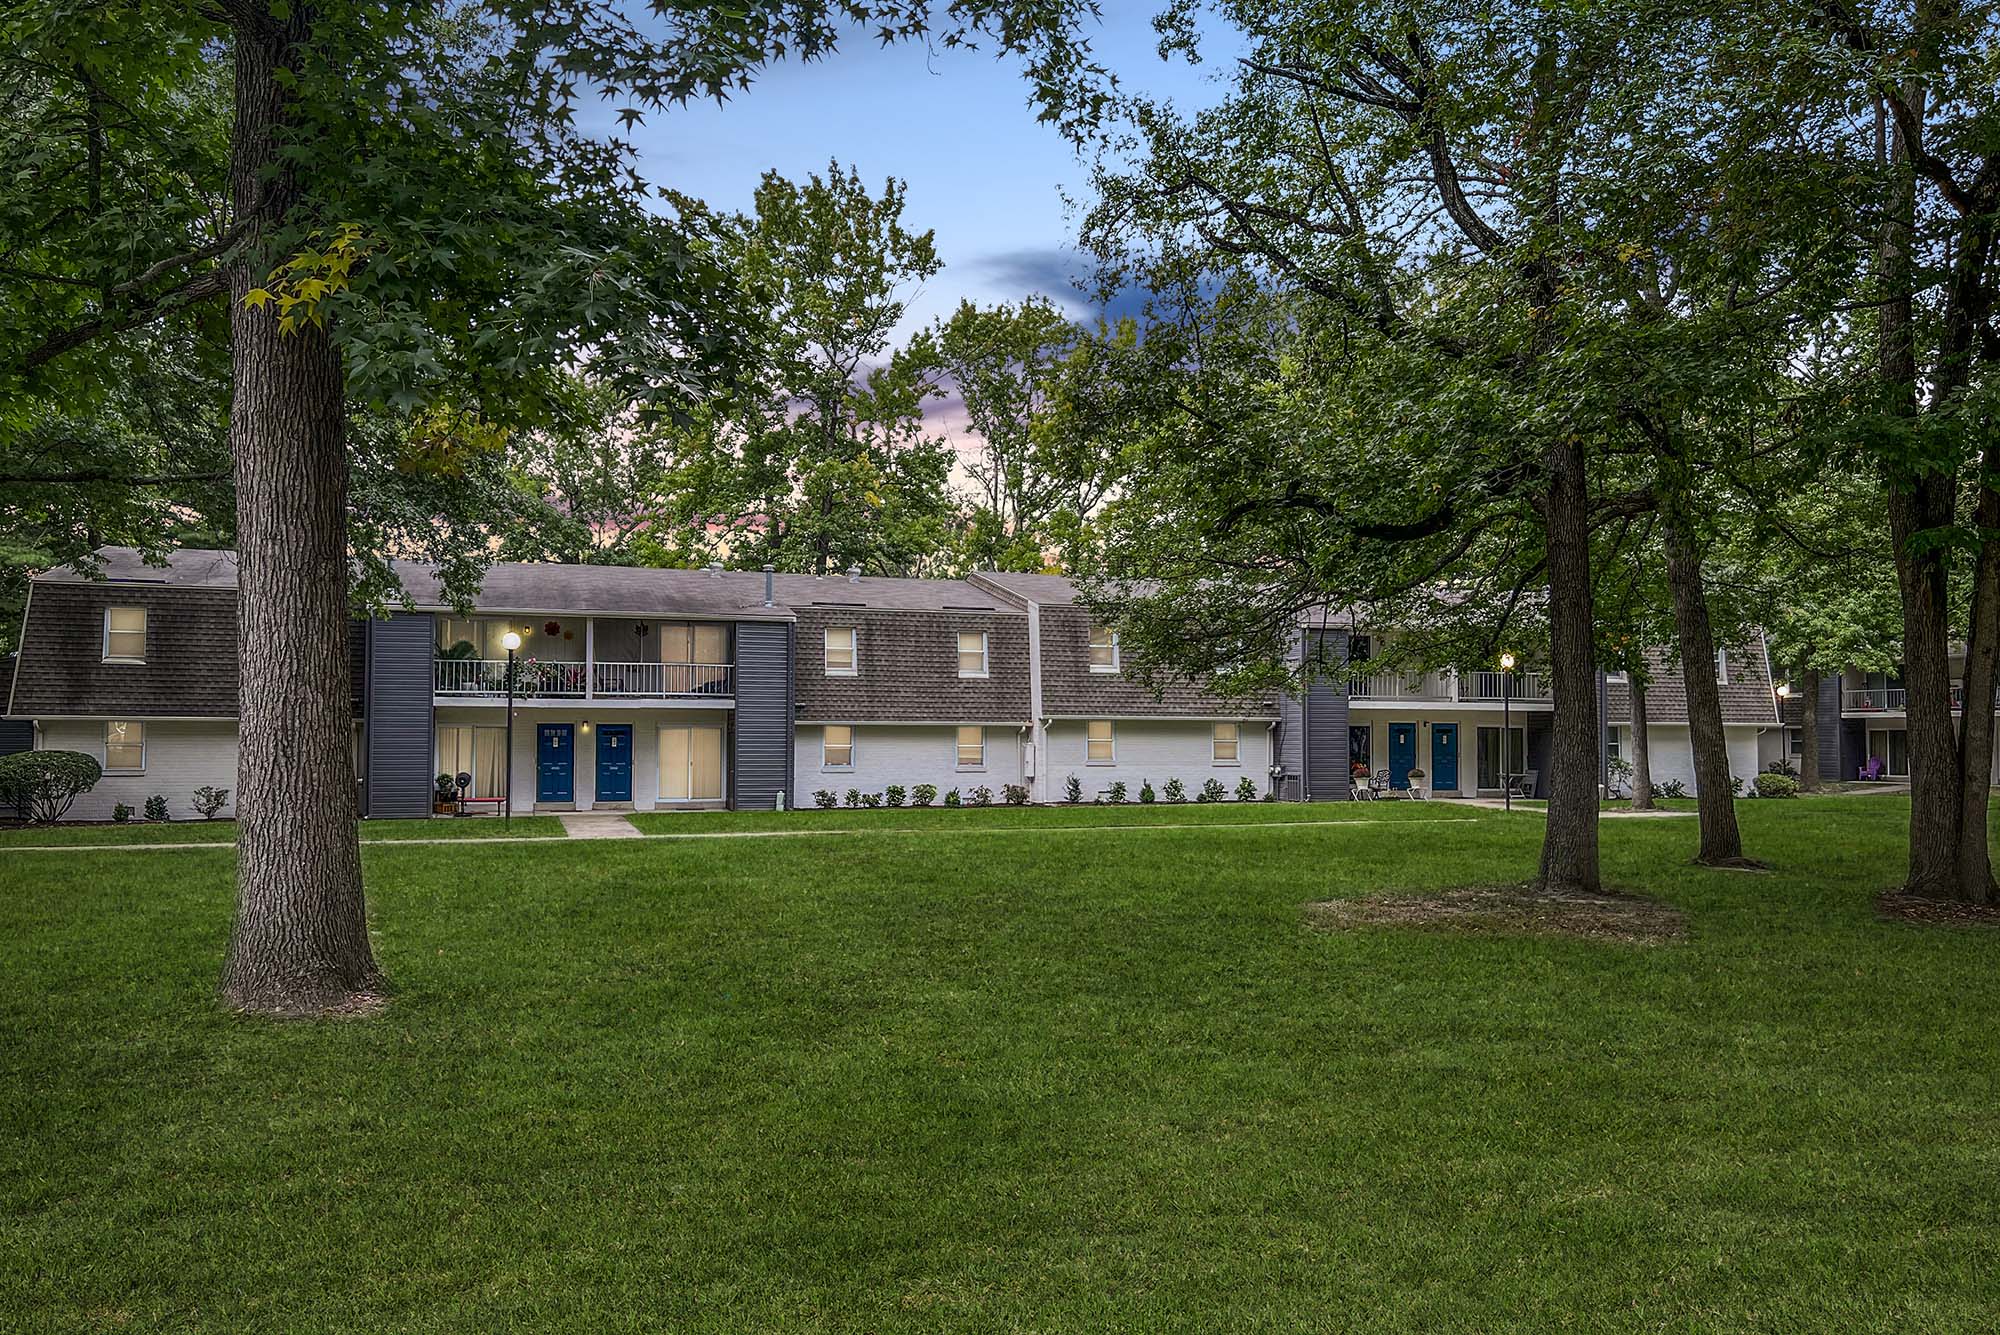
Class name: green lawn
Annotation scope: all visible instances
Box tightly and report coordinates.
[0,815,566,846]
[3,798,1996,1332]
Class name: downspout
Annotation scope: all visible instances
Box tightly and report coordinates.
[1267,719,1279,798]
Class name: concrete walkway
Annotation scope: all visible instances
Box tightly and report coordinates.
[557,812,644,839]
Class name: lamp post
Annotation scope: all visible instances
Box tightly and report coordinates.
[501,630,521,829]
[1500,651,1517,810]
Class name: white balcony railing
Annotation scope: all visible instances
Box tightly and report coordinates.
[1350,671,1455,701]
[433,657,587,698]
[592,661,734,698]
[1460,670,1552,703]
[1844,687,1908,712]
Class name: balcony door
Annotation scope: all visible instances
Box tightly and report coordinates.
[659,724,726,802]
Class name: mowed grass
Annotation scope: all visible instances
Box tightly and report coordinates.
[3,798,1997,1333]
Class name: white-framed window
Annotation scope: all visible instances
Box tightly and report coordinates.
[956,725,985,768]
[103,606,147,663]
[1086,720,1115,764]
[1212,722,1240,763]
[822,724,854,769]
[1088,626,1119,673]
[1785,727,1803,756]
[1476,725,1527,790]
[1715,650,1730,684]
[104,720,145,773]
[1606,726,1623,763]
[435,724,506,797]
[1606,669,1628,684]
[957,630,989,678]
[824,626,858,675]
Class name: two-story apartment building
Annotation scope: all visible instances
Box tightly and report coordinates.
[3,551,1282,818]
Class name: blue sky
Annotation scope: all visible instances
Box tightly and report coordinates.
[618,8,1240,340]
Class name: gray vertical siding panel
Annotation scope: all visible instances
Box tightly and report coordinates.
[1301,629,1351,801]
[1816,675,1843,779]
[365,613,435,819]
[0,658,28,754]
[1597,671,1610,792]
[1277,636,1306,801]
[1525,716,1554,799]
[732,620,794,810]
[1839,716,1866,781]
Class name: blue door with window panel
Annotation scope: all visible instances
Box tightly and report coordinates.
[1431,723,1459,793]
[1388,722,1417,790]
[595,725,632,802]
[536,723,574,802]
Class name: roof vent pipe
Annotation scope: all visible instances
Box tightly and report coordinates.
[762,564,775,607]
[846,564,861,583]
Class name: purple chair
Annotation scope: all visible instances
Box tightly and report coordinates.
[1858,757,1886,782]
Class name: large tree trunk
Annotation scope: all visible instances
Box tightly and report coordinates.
[1537,434,1601,893]
[217,12,382,1016]
[1630,677,1655,810]
[1951,478,2000,904]
[1662,505,1748,864]
[1798,665,1821,792]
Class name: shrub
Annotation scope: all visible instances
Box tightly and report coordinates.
[943,788,962,807]
[884,784,906,808]
[144,794,169,823]
[1138,781,1156,804]
[1657,778,1688,798]
[1002,783,1029,806]
[435,773,457,802]
[1765,758,1799,778]
[1754,772,1800,799]
[1261,789,1278,802]
[112,803,134,823]
[911,783,937,807]
[0,751,103,825]
[813,790,837,809]
[860,791,883,808]
[1198,778,1227,803]
[1163,777,1187,803]
[844,788,862,808]
[1105,780,1128,804]
[1063,774,1082,804]
[193,785,231,820]
[1235,777,1259,802]
[1727,775,1745,798]
[968,785,993,807]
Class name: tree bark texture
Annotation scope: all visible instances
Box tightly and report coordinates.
[1662,505,1748,864]
[1951,478,2000,903]
[1629,677,1655,810]
[217,12,382,1016]
[1537,434,1601,893]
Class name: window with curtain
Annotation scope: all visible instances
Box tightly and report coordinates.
[822,725,853,768]
[957,631,988,677]
[1088,627,1118,672]
[1086,720,1114,763]
[659,725,726,800]
[104,720,145,772]
[103,607,147,662]
[1476,726,1527,789]
[435,726,507,796]
[956,726,984,767]
[825,627,857,674]
[1212,722,1239,762]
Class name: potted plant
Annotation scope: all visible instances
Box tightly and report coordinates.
[1407,766,1427,799]
[434,773,458,814]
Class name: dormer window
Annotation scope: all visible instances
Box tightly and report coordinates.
[825,626,857,675]
[103,607,147,663]
[1088,626,1119,673]
[957,630,989,678]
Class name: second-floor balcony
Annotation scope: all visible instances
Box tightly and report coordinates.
[433,614,734,703]
[1844,683,1997,714]
[1350,668,1553,705]
[434,657,734,700]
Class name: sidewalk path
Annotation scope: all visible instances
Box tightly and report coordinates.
[558,813,644,839]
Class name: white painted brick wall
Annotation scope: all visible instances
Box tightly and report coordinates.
[1044,719,1273,802]
[793,723,1027,806]
[34,719,239,821]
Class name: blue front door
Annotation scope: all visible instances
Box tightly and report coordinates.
[596,724,632,802]
[1388,722,1417,790]
[536,723,574,803]
[1432,723,1459,792]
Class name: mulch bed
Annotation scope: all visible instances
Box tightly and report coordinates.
[1876,892,2000,929]
[1307,884,1687,946]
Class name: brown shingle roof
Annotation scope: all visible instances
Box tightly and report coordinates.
[1605,636,1781,726]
